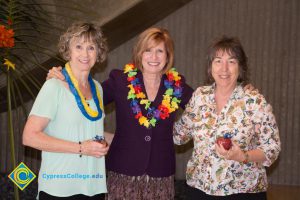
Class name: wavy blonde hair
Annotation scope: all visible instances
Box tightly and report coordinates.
[58,21,108,63]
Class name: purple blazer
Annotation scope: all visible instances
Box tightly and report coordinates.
[102,69,193,177]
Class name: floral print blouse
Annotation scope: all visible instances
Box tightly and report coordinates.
[173,84,281,196]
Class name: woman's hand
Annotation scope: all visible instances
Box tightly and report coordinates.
[81,140,109,158]
[215,141,245,162]
[46,66,65,81]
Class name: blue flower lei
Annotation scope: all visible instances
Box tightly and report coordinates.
[62,63,103,121]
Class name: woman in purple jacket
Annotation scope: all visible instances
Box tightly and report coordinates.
[103,27,194,199]
[48,27,193,199]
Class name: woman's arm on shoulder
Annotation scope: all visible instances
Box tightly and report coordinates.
[46,66,65,81]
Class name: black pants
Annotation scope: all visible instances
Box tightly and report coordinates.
[39,191,105,200]
[187,185,267,200]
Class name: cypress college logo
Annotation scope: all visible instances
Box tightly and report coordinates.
[8,162,36,190]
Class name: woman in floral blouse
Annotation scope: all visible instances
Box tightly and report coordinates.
[173,36,281,200]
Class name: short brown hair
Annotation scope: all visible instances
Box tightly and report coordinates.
[132,27,174,73]
[58,22,108,63]
[205,36,249,86]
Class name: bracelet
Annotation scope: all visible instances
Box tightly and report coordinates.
[242,150,249,164]
[79,141,82,157]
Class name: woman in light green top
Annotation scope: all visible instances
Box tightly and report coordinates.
[22,22,109,199]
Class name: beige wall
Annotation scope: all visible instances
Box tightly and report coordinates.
[1,0,299,186]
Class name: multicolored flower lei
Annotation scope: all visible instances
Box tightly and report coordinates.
[62,63,103,121]
[124,63,183,128]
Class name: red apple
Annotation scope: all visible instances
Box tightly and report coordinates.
[216,137,232,150]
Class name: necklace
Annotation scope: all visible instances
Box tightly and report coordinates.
[62,62,103,121]
[124,63,183,128]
